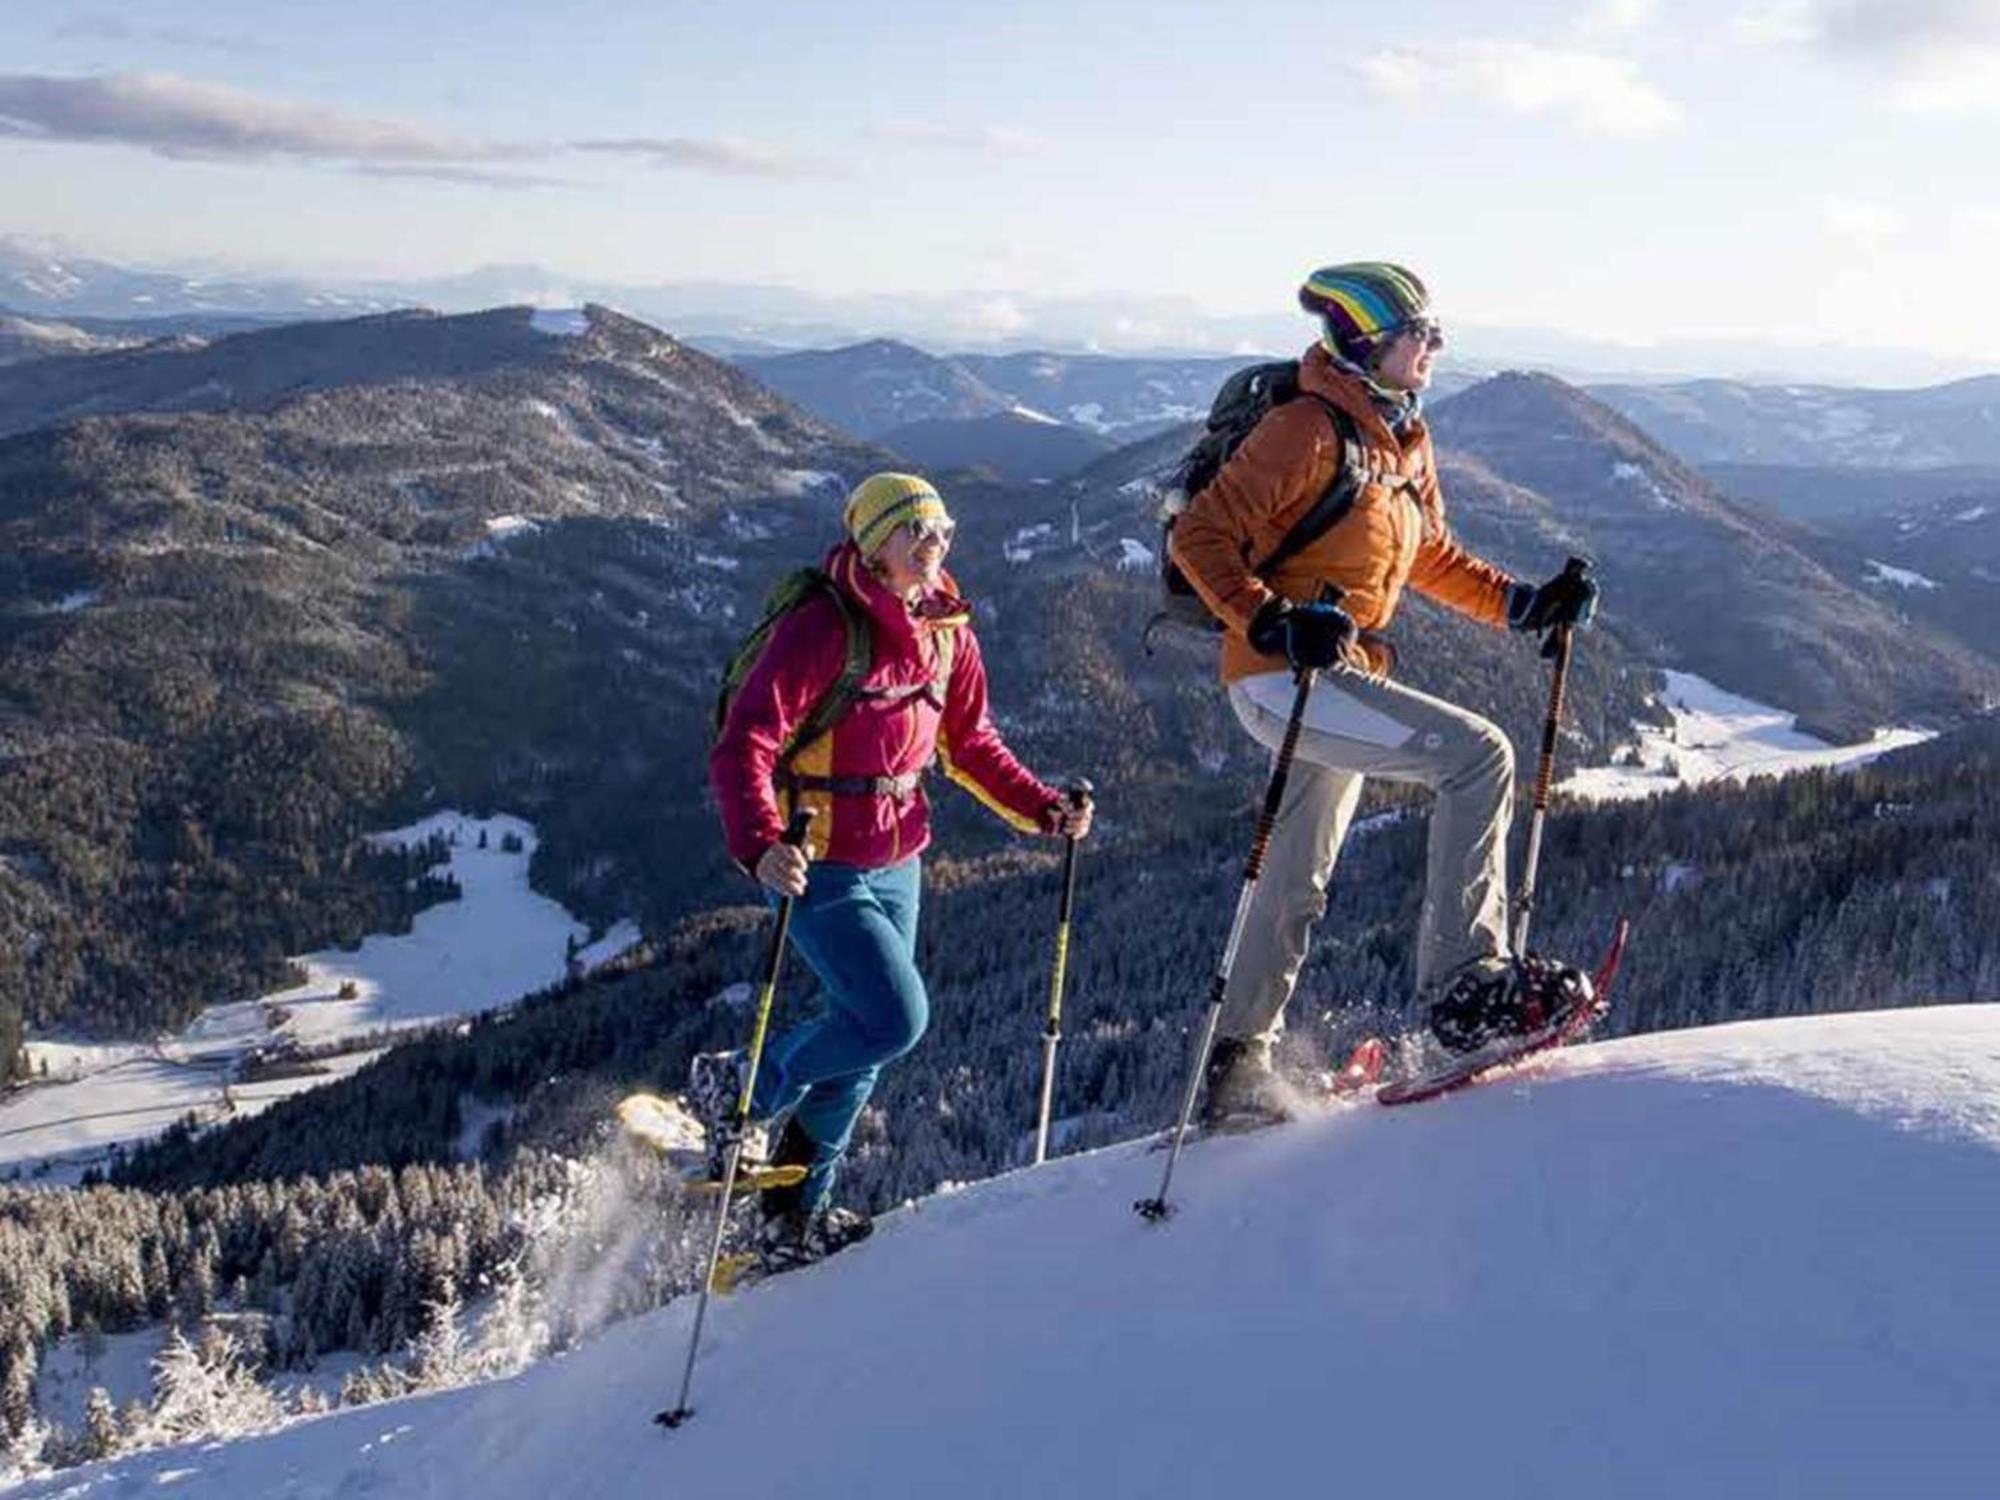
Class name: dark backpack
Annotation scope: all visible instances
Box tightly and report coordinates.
[714,568,871,764]
[1151,360,1362,640]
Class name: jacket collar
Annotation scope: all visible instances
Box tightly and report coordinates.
[825,542,971,652]
[1300,345,1427,448]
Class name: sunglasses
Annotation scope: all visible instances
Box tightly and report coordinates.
[1386,319,1445,352]
[905,516,957,546]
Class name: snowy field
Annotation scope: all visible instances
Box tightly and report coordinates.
[1561,669,1934,802]
[1,813,638,1184]
[11,1003,1998,1499]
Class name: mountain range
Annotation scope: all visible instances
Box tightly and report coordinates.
[9,235,1994,383]
[3,300,1997,1081]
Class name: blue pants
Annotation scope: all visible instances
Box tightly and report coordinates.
[751,857,928,1214]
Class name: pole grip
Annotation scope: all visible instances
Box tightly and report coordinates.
[781,808,815,847]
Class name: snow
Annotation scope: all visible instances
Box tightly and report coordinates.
[1863,558,1940,590]
[1954,504,1990,523]
[527,309,588,338]
[1561,670,1935,802]
[1008,404,1062,426]
[12,1004,2000,1498]
[1004,521,1055,564]
[1611,459,1678,509]
[255,813,635,1051]
[767,469,842,499]
[0,814,638,1184]
[51,591,96,613]
[692,552,740,572]
[1113,536,1153,572]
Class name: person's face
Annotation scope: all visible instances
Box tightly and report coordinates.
[871,516,953,596]
[1374,319,1444,392]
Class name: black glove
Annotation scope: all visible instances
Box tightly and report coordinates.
[1247,597,1355,670]
[1508,566,1599,633]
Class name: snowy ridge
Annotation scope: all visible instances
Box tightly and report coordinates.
[11,1005,1998,1497]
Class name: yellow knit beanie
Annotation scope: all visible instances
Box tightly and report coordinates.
[843,472,952,557]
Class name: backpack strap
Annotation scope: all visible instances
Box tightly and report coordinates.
[776,578,871,770]
[1252,397,1363,579]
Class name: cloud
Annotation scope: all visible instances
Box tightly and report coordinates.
[0,71,514,163]
[53,15,270,56]
[351,164,580,191]
[1731,0,2000,110]
[1816,0,2000,53]
[0,71,838,187]
[1359,41,1682,136]
[1822,196,1907,247]
[1572,0,1661,43]
[868,121,1042,154]
[1729,0,1820,45]
[569,136,826,178]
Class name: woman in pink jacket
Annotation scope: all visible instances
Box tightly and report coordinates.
[702,473,1092,1267]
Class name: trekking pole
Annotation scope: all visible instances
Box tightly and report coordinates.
[1511,556,1589,955]
[1033,779,1093,1166]
[659,806,813,1430]
[1137,667,1318,1222]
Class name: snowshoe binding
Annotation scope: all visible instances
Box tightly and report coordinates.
[1379,920,1628,1106]
[685,1048,756,1179]
[1425,952,1600,1056]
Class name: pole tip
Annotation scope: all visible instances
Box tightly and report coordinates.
[1134,1197,1175,1223]
[656,1407,693,1429]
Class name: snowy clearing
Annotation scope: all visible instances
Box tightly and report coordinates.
[527,309,588,338]
[10,1003,1998,1498]
[767,469,843,499]
[2,814,638,1184]
[1561,670,1934,802]
[1863,558,1940,590]
[1113,537,1153,572]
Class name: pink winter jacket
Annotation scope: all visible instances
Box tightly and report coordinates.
[710,542,1058,872]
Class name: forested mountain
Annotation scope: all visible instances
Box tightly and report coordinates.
[875,410,1114,482]
[1588,373,2000,470]
[0,316,129,368]
[1809,493,2000,661]
[739,339,1016,437]
[0,305,881,1065]
[1428,373,2000,740]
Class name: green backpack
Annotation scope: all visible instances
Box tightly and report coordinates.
[714,569,872,762]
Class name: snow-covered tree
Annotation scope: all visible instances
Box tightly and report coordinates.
[80,1385,122,1462]
[475,1259,546,1378]
[139,1327,278,1446]
[407,1284,466,1390]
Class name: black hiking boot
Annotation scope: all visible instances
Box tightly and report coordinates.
[756,1205,874,1275]
[1198,1036,1290,1128]
[1425,954,1598,1055]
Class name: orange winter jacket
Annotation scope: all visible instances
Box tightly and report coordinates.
[1169,345,1516,682]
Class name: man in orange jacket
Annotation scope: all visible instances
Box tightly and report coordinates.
[1169,262,1599,1122]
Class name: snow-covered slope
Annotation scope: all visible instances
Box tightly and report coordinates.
[13,1005,1999,1498]
[2,813,637,1183]
[1561,670,1934,801]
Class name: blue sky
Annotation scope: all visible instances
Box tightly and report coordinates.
[3,0,1997,365]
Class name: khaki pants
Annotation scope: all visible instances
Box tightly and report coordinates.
[1219,668,1515,1042]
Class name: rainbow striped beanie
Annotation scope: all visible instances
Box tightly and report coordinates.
[843,472,952,556]
[1298,263,1431,368]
